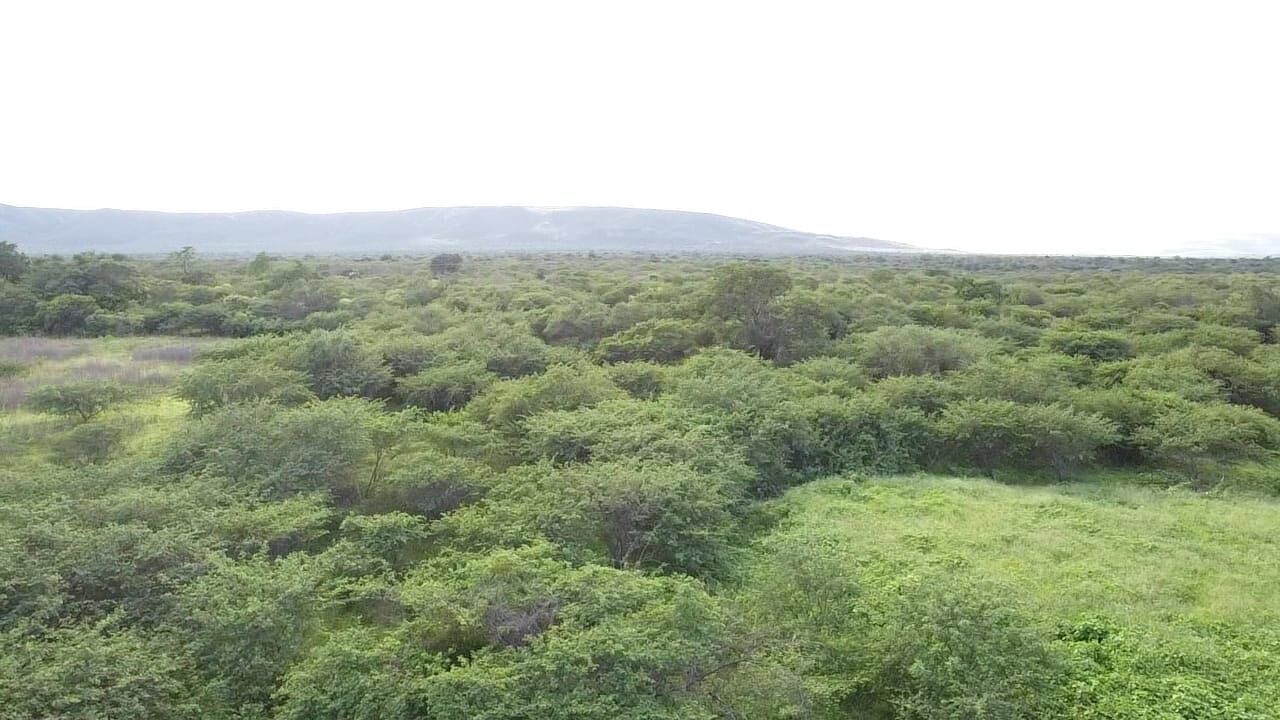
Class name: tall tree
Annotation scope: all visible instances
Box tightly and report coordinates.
[170,245,197,279]
[0,241,29,282]
[705,263,793,360]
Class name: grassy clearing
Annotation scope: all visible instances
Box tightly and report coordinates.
[757,475,1280,716]
[0,337,216,469]
[115,396,189,457]
[0,336,224,410]
[0,396,189,471]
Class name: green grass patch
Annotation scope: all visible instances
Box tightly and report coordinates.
[0,337,211,468]
[755,475,1280,717]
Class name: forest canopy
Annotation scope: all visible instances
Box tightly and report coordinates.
[2,247,1279,719]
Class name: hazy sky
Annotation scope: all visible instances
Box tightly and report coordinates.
[2,1,1278,254]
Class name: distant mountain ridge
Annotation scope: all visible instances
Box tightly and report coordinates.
[0,204,914,256]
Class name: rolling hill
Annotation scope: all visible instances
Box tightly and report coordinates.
[0,204,914,256]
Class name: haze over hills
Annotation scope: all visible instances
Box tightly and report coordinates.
[1156,235,1279,258]
[0,204,915,256]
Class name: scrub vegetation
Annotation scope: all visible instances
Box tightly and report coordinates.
[2,241,1278,718]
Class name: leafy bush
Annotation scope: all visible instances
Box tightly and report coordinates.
[36,294,101,335]
[7,252,1280,720]
[1135,402,1280,471]
[522,398,752,485]
[596,318,702,363]
[601,360,669,399]
[856,325,994,378]
[397,360,496,412]
[784,356,868,396]
[790,395,933,476]
[430,253,464,277]
[164,399,384,499]
[26,381,127,422]
[866,580,1070,719]
[1045,330,1134,362]
[470,363,625,433]
[937,399,1119,477]
[290,329,393,399]
[51,420,126,465]
[0,627,197,720]
[177,358,315,415]
[526,460,735,574]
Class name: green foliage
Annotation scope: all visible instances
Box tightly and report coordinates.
[534,300,611,346]
[1117,354,1224,402]
[470,363,625,433]
[275,553,753,720]
[602,360,669,399]
[666,349,811,490]
[974,318,1043,347]
[430,252,464,277]
[340,512,430,570]
[36,293,101,334]
[169,246,198,280]
[179,557,319,717]
[756,477,1280,719]
[1174,345,1280,415]
[51,420,126,465]
[411,321,554,379]
[937,399,1119,477]
[164,399,384,499]
[1135,402,1280,471]
[272,627,420,720]
[29,253,147,311]
[866,374,962,415]
[27,381,128,422]
[791,395,933,476]
[704,262,798,360]
[952,355,1077,404]
[0,284,40,333]
[365,451,489,519]
[5,253,1280,719]
[406,555,736,719]
[291,329,393,399]
[0,240,30,282]
[596,318,703,363]
[177,357,315,415]
[1045,330,1134,361]
[856,325,993,378]
[522,398,751,484]
[0,359,26,378]
[867,580,1069,719]
[11,518,210,626]
[398,360,496,412]
[0,626,198,720]
[785,355,868,396]
[377,336,436,376]
[532,460,735,574]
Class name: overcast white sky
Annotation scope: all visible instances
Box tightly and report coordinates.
[2,1,1278,254]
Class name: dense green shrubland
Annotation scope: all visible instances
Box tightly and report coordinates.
[1,245,1279,717]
